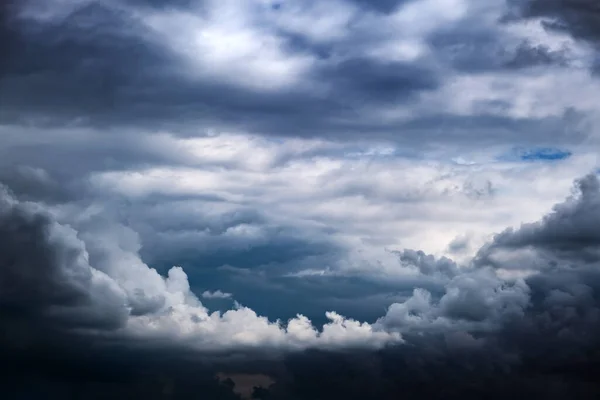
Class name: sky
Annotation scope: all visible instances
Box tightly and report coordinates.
[2,0,600,398]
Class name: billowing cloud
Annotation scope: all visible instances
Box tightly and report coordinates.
[475,173,600,269]
[0,185,402,353]
[4,168,600,396]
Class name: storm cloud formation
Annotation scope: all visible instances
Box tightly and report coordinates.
[2,0,600,398]
[3,175,600,398]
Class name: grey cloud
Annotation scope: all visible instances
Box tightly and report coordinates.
[3,170,600,398]
[0,185,128,332]
[375,268,530,334]
[431,30,568,72]
[0,165,72,203]
[0,1,170,124]
[374,173,600,344]
[505,40,569,69]
[447,234,471,254]
[0,0,584,151]
[138,221,340,272]
[3,1,600,397]
[438,270,530,323]
[318,57,439,105]
[1,0,438,132]
[396,249,459,278]
[0,127,207,200]
[475,173,600,268]
[469,173,600,349]
[509,0,600,43]
[123,0,199,10]
[392,109,588,147]
[349,0,412,14]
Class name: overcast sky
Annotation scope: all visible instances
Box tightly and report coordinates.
[2,0,600,398]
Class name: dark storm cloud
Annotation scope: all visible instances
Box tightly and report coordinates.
[253,344,600,400]
[247,173,600,400]
[318,57,439,104]
[0,1,172,124]
[3,1,600,398]
[0,185,127,333]
[0,0,437,134]
[1,338,246,399]
[509,0,600,43]
[471,173,600,356]
[0,0,584,148]
[141,226,339,272]
[0,1,19,72]
[112,199,343,273]
[3,167,600,398]
[475,173,600,267]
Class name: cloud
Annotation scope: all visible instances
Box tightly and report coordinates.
[468,174,600,354]
[3,161,600,397]
[0,185,128,332]
[202,290,233,299]
[0,185,400,354]
[475,173,600,269]
[1,0,596,150]
[509,0,600,43]
[249,173,600,398]
[3,0,600,398]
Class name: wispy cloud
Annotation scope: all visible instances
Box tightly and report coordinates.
[202,290,233,299]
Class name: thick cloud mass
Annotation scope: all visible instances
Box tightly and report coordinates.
[3,0,600,398]
[475,174,600,267]
[4,172,600,397]
[0,186,127,331]
[0,186,401,354]
[0,0,590,145]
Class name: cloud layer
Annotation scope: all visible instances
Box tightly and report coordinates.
[3,0,600,398]
[4,174,600,398]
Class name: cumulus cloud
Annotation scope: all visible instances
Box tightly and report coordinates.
[0,185,400,354]
[0,185,128,332]
[5,169,600,395]
[475,173,600,269]
[3,158,600,397]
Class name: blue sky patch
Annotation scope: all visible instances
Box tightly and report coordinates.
[498,147,572,163]
[520,148,572,161]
